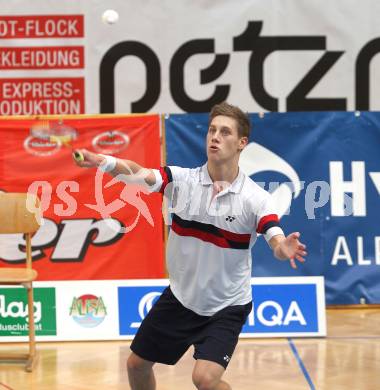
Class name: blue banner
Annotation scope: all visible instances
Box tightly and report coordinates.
[165,112,380,305]
[244,280,322,336]
[118,283,167,336]
[117,278,325,337]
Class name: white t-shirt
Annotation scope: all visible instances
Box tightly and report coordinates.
[152,164,283,316]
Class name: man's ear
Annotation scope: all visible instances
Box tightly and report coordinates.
[238,137,249,151]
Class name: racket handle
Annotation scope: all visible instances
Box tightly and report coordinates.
[73,150,84,162]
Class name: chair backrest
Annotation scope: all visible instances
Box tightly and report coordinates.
[0,193,41,234]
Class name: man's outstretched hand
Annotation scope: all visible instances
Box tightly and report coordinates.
[271,232,307,269]
[72,149,105,168]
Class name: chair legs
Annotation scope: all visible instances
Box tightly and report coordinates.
[26,285,37,372]
[26,353,38,372]
[0,285,38,372]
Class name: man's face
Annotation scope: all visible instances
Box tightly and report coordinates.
[206,115,248,164]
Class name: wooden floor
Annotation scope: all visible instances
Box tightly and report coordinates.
[1,308,380,390]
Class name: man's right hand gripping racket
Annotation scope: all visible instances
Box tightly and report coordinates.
[72,150,84,162]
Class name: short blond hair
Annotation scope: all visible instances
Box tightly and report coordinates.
[209,102,251,138]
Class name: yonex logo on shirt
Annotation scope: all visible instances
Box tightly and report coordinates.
[225,216,236,222]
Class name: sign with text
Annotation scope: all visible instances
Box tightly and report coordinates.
[0,114,164,280]
[0,287,56,337]
[0,279,324,342]
[2,2,380,113]
[0,77,84,115]
[117,278,325,338]
[165,111,380,304]
[242,277,325,337]
[118,281,168,337]
[54,281,120,341]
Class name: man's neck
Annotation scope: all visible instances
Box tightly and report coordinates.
[207,161,239,184]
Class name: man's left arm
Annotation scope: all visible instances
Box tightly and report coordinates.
[269,233,307,269]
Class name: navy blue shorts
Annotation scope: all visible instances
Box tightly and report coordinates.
[130,286,252,369]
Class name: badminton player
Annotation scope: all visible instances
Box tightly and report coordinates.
[74,102,307,390]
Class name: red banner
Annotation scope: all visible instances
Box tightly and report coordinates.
[0,15,84,39]
[0,114,165,280]
[0,46,85,70]
[0,78,85,115]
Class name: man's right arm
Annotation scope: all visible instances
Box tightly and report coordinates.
[73,148,158,187]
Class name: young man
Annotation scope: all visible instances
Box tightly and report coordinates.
[73,102,307,390]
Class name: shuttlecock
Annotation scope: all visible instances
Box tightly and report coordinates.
[102,9,119,24]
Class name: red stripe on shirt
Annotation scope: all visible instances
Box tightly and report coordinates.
[159,167,169,193]
[171,221,232,248]
[256,214,279,233]
[217,227,251,243]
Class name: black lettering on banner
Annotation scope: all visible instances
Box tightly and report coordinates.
[170,39,230,112]
[98,20,379,113]
[287,51,346,111]
[355,38,380,110]
[99,41,161,113]
[233,21,346,111]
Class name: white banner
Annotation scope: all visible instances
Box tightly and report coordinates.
[1,0,380,114]
[0,277,326,342]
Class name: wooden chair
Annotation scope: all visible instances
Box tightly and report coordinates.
[0,193,41,372]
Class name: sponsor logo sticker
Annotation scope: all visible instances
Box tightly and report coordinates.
[92,130,129,154]
[69,294,107,328]
[0,287,56,336]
